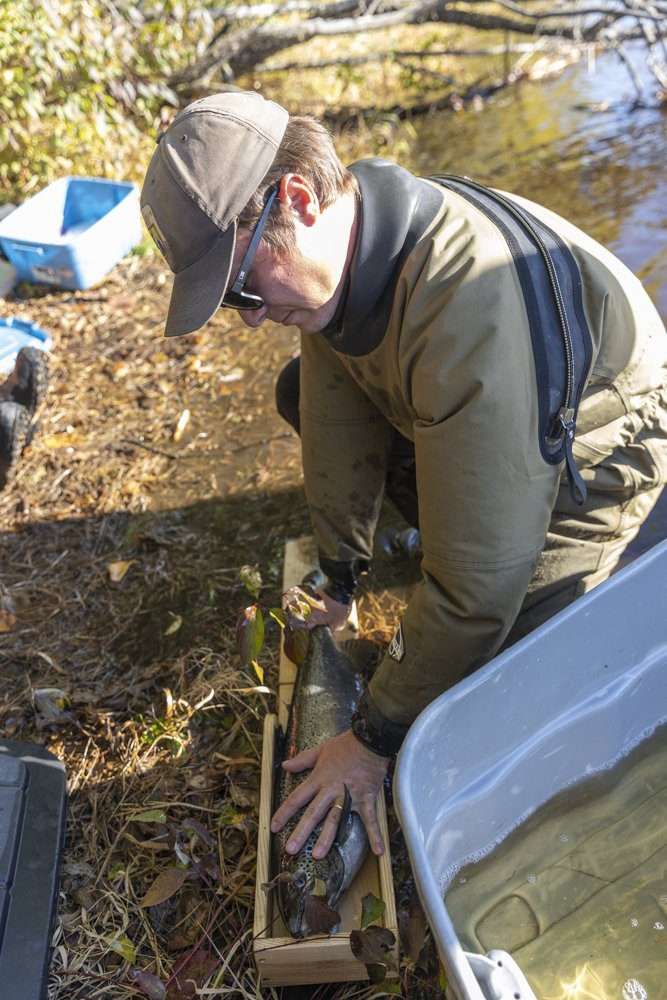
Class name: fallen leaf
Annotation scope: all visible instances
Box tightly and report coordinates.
[361,892,386,930]
[252,660,264,684]
[108,559,134,583]
[166,894,209,952]
[128,968,167,1000]
[107,934,137,964]
[398,893,428,963]
[181,817,214,847]
[111,360,130,380]
[173,408,190,443]
[350,926,397,982]
[167,947,219,1000]
[0,607,16,632]
[42,430,86,449]
[131,808,168,824]
[217,803,247,828]
[303,893,340,935]
[164,614,183,636]
[62,860,95,880]
[139,867,188,908]
[32,687,72,727]
[219,366,244,383]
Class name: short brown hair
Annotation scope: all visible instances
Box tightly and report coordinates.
[237,115,357,251]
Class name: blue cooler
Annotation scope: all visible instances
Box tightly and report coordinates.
[0,177,141,290]
[0,317,52,375]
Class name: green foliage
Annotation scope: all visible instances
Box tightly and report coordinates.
[361,891,386,930]
[0,0,216,199]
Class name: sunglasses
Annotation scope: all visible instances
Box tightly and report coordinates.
[221,184,279,311]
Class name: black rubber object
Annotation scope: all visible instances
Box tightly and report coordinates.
[0,740,66,999]
[0,401,31,490]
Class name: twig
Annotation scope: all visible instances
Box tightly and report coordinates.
[120,437,180,460]
[225,432,293,455]
[255,41,562,72]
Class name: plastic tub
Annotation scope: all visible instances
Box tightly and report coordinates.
[0,177,141,290]
[394,539,667,1000]
[0,317,52,375]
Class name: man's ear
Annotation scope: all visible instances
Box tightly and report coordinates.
[279,174,319,227]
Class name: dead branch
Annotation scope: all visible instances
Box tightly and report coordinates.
[254,41,561,73]
[610,40,646,101]
[169,0,667,90]
[493,0,667,19]
[169,0,584,87]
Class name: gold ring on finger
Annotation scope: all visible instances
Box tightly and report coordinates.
[331,800,344,812]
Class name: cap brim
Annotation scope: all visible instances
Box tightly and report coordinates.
[164,222,236,338]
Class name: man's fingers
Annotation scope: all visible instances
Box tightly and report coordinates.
[358,795,385,856]
[270,776,318,833]
[282,747,319,772]
[312,797,345,860]
[285,792,335,855]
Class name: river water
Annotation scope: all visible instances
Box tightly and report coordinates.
[400,44,667,319]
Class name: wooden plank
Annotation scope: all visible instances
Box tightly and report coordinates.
[253,536,399,986]
[253,713,276,944]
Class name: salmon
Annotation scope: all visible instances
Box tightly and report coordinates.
[274,625,370,938]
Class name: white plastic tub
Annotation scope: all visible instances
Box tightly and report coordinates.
[394,539,667,1000]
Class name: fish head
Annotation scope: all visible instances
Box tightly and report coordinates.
[279,865,310,938]
[278,840,345,938]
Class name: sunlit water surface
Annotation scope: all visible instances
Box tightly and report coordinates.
[402,44,667,319]
[444,724,667,1000]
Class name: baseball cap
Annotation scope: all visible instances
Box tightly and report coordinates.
[140,91,289,337]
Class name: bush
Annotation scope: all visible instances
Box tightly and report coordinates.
[0,0,216,200]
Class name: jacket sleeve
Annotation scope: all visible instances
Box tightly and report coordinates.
[364,319,562,739]
[299,331,394,572]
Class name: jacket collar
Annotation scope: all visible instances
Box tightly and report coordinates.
[321,158,443,356]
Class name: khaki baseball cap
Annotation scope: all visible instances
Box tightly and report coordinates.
[140,91,288,337]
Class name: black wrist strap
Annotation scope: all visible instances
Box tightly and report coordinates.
[351,690,409,758]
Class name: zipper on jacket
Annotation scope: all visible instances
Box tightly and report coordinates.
[434,174,588,505]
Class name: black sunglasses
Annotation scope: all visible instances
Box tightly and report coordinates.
[221,184,279,311]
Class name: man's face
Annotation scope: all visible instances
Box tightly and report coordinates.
[228,231,336,334]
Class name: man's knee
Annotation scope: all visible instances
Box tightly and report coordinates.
[275,357,300,434]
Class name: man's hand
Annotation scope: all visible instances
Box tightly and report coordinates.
[270,729,390,858]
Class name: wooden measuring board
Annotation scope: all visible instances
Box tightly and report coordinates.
[253,537,399,986]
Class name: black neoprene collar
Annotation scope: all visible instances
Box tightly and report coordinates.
[322,158,444,357]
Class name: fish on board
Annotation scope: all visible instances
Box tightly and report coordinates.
[272,624,373,938]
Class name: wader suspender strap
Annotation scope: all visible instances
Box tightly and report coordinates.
[432,175,594,506]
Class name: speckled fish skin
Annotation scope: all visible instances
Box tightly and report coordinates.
[276,625,369,938]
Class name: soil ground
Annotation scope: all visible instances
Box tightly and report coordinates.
[0,251,432,999]
[2,246,665,999]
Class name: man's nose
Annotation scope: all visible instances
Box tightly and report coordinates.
[240,306,268,329]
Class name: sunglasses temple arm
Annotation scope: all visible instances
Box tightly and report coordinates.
[229,186,278,294]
